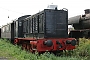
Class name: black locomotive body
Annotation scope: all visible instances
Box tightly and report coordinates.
[0,8,76,53]
[23,9,68,38]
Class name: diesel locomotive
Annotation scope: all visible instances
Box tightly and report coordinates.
[0,6,76,53]
[69,9,90,39]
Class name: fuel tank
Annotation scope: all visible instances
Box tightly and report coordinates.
[68,9,90,29]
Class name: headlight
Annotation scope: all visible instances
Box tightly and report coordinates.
[43,40,53,47]
[66,40,76,46]
[71,40,76,46]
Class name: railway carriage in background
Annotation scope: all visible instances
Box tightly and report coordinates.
[1,15,30,43]
[68,9,90,39]
[0,5,76,53]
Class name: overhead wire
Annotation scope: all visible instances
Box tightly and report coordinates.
[0,7,24,14]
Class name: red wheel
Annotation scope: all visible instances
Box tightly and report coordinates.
[14,39,18,44]
[26,44,30,51]
[22,44,26,50]
[29,45,33,53]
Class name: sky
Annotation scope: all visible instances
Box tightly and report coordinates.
[0,0,90,26]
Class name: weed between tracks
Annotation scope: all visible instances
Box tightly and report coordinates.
[0,38,90,60]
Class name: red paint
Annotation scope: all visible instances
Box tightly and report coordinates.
[14,38,76,52]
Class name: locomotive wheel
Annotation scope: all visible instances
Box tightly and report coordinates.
[29,45,34,53]
[29,45,36,53]
[22,44,27,50]
[26,44,30,51]
[14,39,18,44]
[30,48,33,52]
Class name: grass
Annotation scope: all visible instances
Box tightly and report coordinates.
[0,38,90,60]
[73,38,90,60]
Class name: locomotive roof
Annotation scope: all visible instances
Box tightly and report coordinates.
[18,15,31,19]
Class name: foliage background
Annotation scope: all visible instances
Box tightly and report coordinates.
[0,38,90,60]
